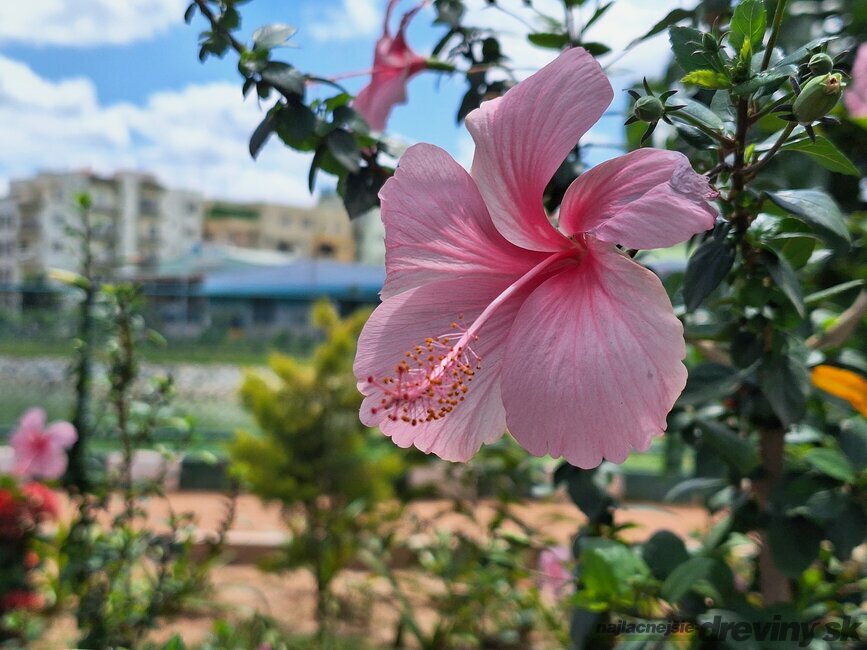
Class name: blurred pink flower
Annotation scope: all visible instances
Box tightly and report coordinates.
[537,546,572,595]
[10,408,76,481]
[844,44,867,118]
[353,0,428,131]
[354,48,717,467]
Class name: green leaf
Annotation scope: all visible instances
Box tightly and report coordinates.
[248,111,276,159]
[260,62,305,97]
[732,67,791,95]
[762,249,805,317]
[683,233,735,311]
[803,448,856,482]
[583,2,614,32]
[275,101,317,149]
[527,32,568,49]
[729,0,766,57]
[579,42,611,57]
[805,279,863,305]
[673,97,726,132]
[680,363,742,407]
[779,136,861,176]
[681,69,731,89]
[629,8,695,47]
[828,502,867,559]
[642,531,690,580]
[758,353,809,426]
[665,477,727,502]
[342,167,387,218]
[669,27,720,73]
[765,189,851,248]
[696,420,759,474]
[767,515,822,577]
[774,36,835,69]
[554,464,613,523]
[661,557,716,602]
[580,538,650,603]
[324,129,360,173]
[183,3,196,24]
[252,23,297,50]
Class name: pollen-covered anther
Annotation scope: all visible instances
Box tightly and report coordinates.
[366,325,481,426]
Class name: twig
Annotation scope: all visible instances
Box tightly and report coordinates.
[806,290,867,350]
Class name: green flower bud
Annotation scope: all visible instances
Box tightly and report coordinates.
[793,73,843,124]
[808,53,834,76]
[633,95,664,123]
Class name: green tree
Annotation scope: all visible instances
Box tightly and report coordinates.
[229,301,402,634]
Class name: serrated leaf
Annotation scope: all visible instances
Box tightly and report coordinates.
[683,235,735,311]
[670,97,726,132]
[252,23,297,50]
[765,189,850,248]
[681,69,732,89]
[729,0,766,57]
[779,136,860,176]
[670,27,721,73]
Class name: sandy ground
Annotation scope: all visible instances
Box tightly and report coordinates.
[38,493,710,648]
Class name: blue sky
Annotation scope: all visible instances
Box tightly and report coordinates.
[0,0,689,205]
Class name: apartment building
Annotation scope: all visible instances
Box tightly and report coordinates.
[203,194,356,262]
[8,171,203,280]
[0,198,20,308]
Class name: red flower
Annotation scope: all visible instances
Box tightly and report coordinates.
[0,590,43,612]
[22,482,59,521]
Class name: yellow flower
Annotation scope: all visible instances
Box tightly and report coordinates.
[811,365,867,416]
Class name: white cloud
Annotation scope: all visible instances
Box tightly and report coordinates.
[0,0,187,47]
[308,0,381,42]
[0,55,316,206]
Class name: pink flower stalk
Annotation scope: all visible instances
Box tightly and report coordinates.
[354,48,717,467]
[10,408,77,481]
[844,44,867,118]
[354,0,428,131]
[537,546,572,596]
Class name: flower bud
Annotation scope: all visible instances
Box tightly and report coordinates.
[793,73,843,123]
[807,53,834,76]
[633,95,664,123]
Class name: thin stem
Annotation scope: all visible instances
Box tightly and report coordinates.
[193,0,246,54]
[745,121,796,177]
[761,0,789,71]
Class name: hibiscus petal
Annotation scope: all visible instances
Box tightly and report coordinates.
[355,276,531,461]
[354,70,411,132]
[19,407,46,433]
[501,242,687,468]
[46,422,77,449]
[465,47,612,252]
[30,450,68,481]
[558,149,717,249]
[379,144,547,299]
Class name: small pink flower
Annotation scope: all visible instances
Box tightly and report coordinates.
[353,0,428,131]
[354,48,717,467]
[844,44,867,118]
[10,408,77,481]
[537,546,572,596]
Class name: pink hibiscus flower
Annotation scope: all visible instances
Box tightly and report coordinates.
[353,0,428,131]
[354,48,717,468]
[10,408,77,481]
[844,44,867,118]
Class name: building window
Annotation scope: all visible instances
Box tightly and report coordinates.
[317,243,335,257]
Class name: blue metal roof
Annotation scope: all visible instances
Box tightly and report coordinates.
[202,259,385,300]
